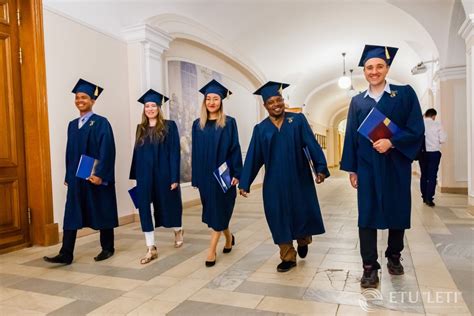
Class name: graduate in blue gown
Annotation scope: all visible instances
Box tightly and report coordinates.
[130,89,184,264]
[239,81,330,273]
[191,79,243,267]
[44,78,118,265]
[340,45,424,288]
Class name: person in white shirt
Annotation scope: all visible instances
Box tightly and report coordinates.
[419,108,447,207]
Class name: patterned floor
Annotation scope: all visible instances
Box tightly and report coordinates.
[0,170,472,315]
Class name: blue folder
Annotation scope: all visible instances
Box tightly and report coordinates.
[128,186,139,209]
[357,107,400,143]
[213,161,232,193]
[303,146,317,177]
[75,154,97,180]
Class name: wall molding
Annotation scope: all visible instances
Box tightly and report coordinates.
[440,187,468,194]
[433,66,467,81]
[122,23,173,54]
[146,13,265,86]
[459,14,474,43]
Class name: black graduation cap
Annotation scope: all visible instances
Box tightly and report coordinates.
[137,89,169,106]
[199,79,232,100]
[358,45,399,67]
[253,81,289,103]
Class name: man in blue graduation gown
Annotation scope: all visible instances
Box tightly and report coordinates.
[44,78,118,265]
[340,46,424,288]
[239,81,330,272]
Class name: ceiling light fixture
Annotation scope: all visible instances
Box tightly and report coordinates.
[338,52,351,89]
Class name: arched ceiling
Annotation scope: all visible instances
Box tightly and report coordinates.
[44,0,466,126]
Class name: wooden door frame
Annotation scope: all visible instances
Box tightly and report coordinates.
[18,0,58,247]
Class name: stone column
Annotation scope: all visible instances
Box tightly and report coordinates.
[122,24,173,141]
[433,67,467,194]
[459,14,474,208]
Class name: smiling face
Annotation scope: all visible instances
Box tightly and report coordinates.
[205,93,222,115]
[74,92,95,113]
[144,102,159,120]
[264,95,285,118]
[363,58,390,87]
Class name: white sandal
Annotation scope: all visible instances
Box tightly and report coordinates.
[140,246,158,264]
[174,229,184,248]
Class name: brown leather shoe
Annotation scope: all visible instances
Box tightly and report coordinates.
[387,255,404,275]
[360,265,379,288]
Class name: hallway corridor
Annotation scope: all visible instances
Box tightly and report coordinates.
[0,170,471,315]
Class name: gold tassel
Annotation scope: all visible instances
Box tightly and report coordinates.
[161,95,165,105]
[278,84,283,96]
[226,89,230,100]
[385,47,390,60]
[94,86,99,97]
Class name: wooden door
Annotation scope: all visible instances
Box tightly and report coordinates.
[0,0,30,252]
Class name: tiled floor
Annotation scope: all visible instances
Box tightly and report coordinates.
[0,170,472,315]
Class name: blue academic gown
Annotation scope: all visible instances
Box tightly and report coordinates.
[340,84,424,229]
[191,116,243,231]
[64,114,118,230]
[129,121,183,231]
[239,112,330,244]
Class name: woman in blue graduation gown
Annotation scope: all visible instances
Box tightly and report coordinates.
[239,81,330,273]
[191,79,243,267]
[340,45,424,288]
[130,89,184,264]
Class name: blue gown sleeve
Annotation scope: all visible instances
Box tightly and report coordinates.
[65,122,72,184]
[340,99,358,173]
[93,119,116,183]
[191,121,199,187]
[129,148,137,180]
[390,85,425,161]
[228,118,243,180]
[169,121,181,184]
[129,125,139,180]
[300,114,330,178]
[238,125,264,192]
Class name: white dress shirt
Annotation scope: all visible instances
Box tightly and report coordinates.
[364,81,391,103]
[78,111,94,129]
[423,118,447,152]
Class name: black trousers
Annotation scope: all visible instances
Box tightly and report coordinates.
[59,228,114,262]
[419,151,442,202]
[359,228,404,268]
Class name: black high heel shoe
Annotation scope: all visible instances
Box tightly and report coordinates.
[205,252,216,267]
[223,235,235,254]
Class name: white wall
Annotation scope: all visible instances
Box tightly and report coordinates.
[43,9,134,230]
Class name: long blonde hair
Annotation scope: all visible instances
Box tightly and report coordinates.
[135,106,168,146]
[199,97,226,129]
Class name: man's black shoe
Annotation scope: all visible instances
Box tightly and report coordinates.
[297,245,308,258]
[94,250,114,261]
[426,200,435,207]
[387,255,404,275]
[43,254,72,265]
[360,265,379,288]
[277,261,296,272]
